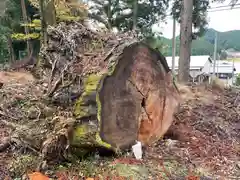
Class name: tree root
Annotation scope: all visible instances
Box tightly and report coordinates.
[0,137,10,152]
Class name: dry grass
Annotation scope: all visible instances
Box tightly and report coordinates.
[176,83,194,102]
[227,58,240,62]
[211,76,226,90]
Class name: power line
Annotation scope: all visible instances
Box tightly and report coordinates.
[166,4,240,17]
[209,3,240,9]
[208,6,240,12]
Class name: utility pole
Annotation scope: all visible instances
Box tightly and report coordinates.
[232,57,235,85]
[178,0,193,83]
[212,31,218,78]
[172,19,176,77]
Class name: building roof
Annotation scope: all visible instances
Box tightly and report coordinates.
[166,55,211,70]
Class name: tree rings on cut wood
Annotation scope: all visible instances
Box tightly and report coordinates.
[73,41,180,152]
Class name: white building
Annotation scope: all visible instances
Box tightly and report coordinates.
[210,60,236,86]
[166,55,212,82]
[166,55,237,85]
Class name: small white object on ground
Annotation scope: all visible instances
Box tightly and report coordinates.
[132,141,142,160]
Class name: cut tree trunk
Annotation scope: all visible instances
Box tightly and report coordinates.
[72,41,180,153]
[3,34,180,162]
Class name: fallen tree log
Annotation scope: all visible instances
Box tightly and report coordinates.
[70,41,180,154]
[3,22,180,162]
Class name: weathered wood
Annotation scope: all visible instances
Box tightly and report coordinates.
[1,35,179,163]
[2,40,179,162]
[72,41,180,153]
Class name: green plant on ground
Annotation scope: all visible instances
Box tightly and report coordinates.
[235,73,240,86]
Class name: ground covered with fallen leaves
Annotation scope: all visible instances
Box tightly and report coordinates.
[0,70,239,180]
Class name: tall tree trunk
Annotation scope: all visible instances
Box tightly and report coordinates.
[21,0,32,55]
[107,0,112,29]
[45,0,57,26]
[132,0,138,31]
[178,0,193,83]
[7,36,15,63]
[39,0,48,46]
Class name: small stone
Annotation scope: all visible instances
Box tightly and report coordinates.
[43,106,55,117]
[27,106,39,119]
[165,139,178,148]
[21,174,28,180]
[236,162,240,169]
[42,83,48,88]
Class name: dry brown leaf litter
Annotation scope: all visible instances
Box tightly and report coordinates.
[145,85,240,179]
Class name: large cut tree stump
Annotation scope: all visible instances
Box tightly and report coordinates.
[72,41,180,153]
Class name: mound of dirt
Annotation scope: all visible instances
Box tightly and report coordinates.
[0,71,35,85]
[145,85,240,179]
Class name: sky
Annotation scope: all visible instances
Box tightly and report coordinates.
[158,0,240,38]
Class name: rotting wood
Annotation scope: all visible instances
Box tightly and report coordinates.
[1,22,180,162]
[71,41,180,153]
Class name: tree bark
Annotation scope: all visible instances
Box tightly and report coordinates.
[45,0,57,26]
[21,0,32,55]
[107,0,112,29]
[39,0,48,46]
[178,0,193,83]
[7,36,15,63]
[72,42,180,153]
[132,0,138,30]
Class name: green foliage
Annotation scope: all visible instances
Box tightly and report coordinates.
[20,19,42,32]
[56,0,88,22]
[204,28,240,51]
[0,26,9,49]
[144,36,170,55]
[0,0,22,60]
[191,37,214,55]
[11,32,40,41]
[159,28,240,56]
[235,73,240,86]
[29,0,88,22]
[0,0,41,61]
[88,0,234,38]
[172,0,210,37]
[119,0,169,36]
[0,0,22,30]
[57,13,85,22]
[88,0,169,36]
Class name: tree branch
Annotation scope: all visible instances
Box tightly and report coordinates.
[88,13,109,28]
